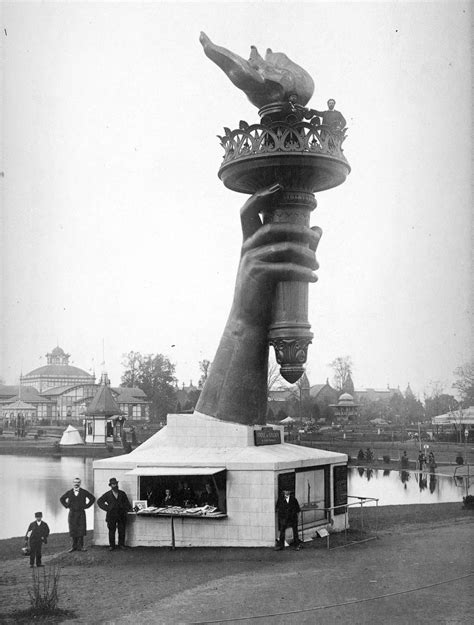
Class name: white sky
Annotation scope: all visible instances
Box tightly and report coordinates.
[1,1,472,399]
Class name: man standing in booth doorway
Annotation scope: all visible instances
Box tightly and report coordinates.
[275,489,301,551]
[59,477,95,552]
[97,477,132,551]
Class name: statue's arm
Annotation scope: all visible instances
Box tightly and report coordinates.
[196,185,321,425]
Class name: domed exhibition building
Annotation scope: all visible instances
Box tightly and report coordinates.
[0,346,150,426]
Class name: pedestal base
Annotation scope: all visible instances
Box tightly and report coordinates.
[93,413,347,547]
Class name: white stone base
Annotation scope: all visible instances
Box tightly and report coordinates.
[93,413,347,547]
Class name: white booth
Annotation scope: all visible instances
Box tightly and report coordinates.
[93,412,348,548]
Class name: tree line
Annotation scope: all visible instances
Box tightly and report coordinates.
[121,349,474,423]
[120,351,210,420]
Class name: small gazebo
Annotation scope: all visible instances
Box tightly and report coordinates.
[1,399,36,429]
[330,392,359,423]
[84,372,123,444]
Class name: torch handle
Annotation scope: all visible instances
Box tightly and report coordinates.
[263,190,316,383]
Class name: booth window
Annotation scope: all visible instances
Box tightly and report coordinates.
[128,467,227,513]
[279,465,330,524]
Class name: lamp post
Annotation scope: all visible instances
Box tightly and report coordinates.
[464,427,469,466]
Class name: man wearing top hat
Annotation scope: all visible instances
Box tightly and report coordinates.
[97,477,132,551]
[25,511,50,567]
[60,477,95,552]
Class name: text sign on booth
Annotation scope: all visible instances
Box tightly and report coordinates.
[254,427,281,446]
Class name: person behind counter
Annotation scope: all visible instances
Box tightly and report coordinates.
[161,488,177,507]
[97,477,132,551]
[199,482,218,508]
[177,481,196,507]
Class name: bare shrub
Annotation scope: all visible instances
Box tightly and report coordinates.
[28,564,61,614]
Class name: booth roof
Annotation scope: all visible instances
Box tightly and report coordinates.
[93,441,346,471]
[126,467,225,476]
[92,413,347,471]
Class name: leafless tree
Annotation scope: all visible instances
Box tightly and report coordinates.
[329,355,353,391]
[453,360,474,407]
[267,354,283,391]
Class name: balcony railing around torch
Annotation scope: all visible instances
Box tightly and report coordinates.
[218,121,348,165]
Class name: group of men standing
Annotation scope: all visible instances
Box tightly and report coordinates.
[26,478,302,563]
[59,476,132,552]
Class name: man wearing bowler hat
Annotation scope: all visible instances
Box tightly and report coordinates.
[25,511,50,567]
[97,477,132,551]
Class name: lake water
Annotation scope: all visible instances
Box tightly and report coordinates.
[0,455,471,539]
[348,466,472,506]
[0,454,95,540]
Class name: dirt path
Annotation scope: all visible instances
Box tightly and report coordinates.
[0,505,472,624]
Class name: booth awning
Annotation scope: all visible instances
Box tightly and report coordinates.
[126,467,226,476]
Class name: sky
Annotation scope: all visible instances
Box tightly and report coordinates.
[1,1,472,400]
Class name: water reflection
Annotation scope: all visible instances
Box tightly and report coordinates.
[348,467,472,506]
[417,472,428,492]
[400,470,410,487]
[0,454,94,539]
[1,454,472,539]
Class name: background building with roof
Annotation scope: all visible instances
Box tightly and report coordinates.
[175,380,200,412]
[267,376,340,423]
[21,346,95,391]
[0,345,151,426]
[330,392,359,423]
[355,386,403,404]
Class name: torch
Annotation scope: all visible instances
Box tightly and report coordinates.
[201,33,350,383]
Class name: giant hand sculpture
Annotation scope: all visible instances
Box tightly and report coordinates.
[195,186,321,425]
[197,34,350,424]
[200,32,314,109]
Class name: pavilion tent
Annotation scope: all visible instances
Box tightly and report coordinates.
[59,424,84,446]
[432,407,474,426]
[279,416,296,424]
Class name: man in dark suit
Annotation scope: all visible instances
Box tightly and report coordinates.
[97,477,132,551]
[25,511,50,567]
[199,482,219,508]
[275,489,301,550]
[304,98,346,130]
[160,488,177,507]
[176,481,196,507]
[60,477,95,552]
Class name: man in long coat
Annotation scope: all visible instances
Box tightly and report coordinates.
[275,489,301,550]
[97,477,132,550]
[60,477,95,552]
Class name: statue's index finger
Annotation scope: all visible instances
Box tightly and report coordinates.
[240,184,282,240]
